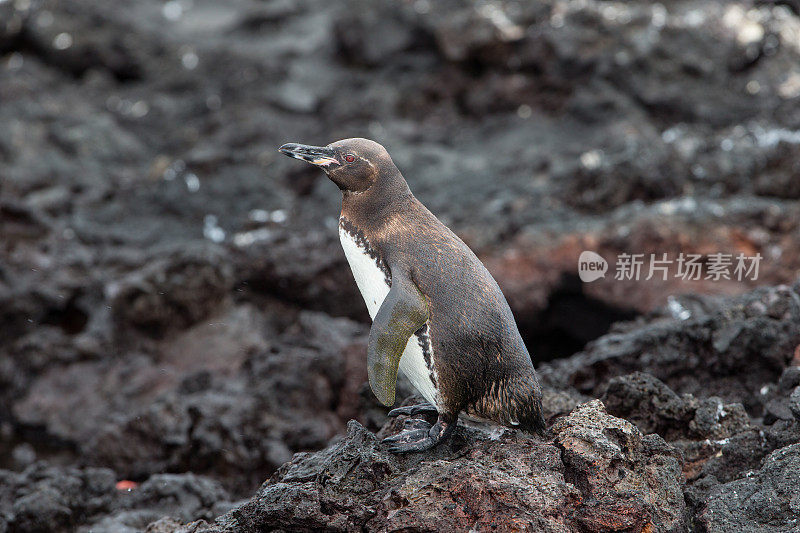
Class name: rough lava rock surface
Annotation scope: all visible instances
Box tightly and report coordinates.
[167,401,685,533]
[698,443,800,533]
[149,283,800,532]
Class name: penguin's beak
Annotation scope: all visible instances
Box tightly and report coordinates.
[278,143,340,168]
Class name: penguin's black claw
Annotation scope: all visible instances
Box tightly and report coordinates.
[387,402,438,417]
[382,415,456,454]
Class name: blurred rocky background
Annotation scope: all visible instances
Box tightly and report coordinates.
[1,0,800,531]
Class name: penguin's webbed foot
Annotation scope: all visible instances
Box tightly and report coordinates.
[382,415,455,453]
[387,402,438,417]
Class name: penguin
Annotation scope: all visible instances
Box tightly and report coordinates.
[279,138,544,453]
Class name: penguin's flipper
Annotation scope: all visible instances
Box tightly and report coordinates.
[367,274,429,407]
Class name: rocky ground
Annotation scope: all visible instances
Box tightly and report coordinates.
[1,0,800,531]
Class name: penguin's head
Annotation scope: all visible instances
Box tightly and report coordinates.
[279,138,392,193]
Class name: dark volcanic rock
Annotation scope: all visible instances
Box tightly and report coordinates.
[552,401,686,533]
[542,283,800,414]
[108,245,235,340]
[3,0,800,530]
[762,366,800,455]
[600,371,767,495]
[602,372,698,439]
[4,464,116,533]
[697,443,800,533]
[84,312,368,492]
[602,372,750,442]
[157,400,685,533]
[0,463,230,533]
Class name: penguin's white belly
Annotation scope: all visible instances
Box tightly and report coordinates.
[338,225,439,406]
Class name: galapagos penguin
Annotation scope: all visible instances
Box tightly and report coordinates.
[279,138,544,452]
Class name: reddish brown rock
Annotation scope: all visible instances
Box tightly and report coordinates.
[485,198,800,322]
[159,400,685,533]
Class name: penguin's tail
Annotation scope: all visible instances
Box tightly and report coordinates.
[511,375,547,437]
[518,396,546,437]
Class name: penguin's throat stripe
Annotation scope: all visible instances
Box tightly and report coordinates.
[339,217,391,286]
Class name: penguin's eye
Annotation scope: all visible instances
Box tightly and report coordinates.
[344,154,356,163]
